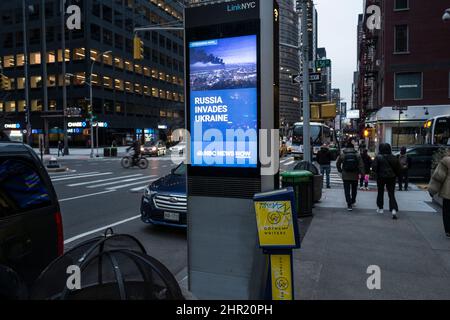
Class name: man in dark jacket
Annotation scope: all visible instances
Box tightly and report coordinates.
[337,141,365,211]
[372,143,401,219]
[317,144,333,189]
[398,146,412,191]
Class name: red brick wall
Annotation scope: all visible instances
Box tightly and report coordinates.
[381,0,450,107]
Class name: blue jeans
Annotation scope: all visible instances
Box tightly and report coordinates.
[320,165,331,187]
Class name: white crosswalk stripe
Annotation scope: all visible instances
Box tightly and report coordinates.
[87,175,156,189]
[67,174,143,187]
[50,171,98,179]
[52,172,113,182]
[106,179,158,190]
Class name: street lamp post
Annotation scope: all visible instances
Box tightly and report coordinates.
[89,50,111,158]
[22,0,31,145]
[61,0,69,155]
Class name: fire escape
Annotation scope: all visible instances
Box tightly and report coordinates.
[356,0,380,136]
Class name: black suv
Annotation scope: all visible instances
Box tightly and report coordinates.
[0,141,63,298]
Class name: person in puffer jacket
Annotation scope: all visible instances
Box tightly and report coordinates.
[372,143,401,219]
[428,151,450,238]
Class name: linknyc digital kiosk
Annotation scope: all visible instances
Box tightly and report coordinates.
[185,0,280,299]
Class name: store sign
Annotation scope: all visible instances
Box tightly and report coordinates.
[189,35,258,168]
[68,122,87,128]
[66,5,81,30]
[4,123,21,129]
[346,110,360,119]
[92,122,108,128]
[158,125,168,130]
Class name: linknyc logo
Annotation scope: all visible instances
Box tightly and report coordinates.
[227,1,257,12]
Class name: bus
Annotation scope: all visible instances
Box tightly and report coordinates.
[424,115,450,145]
[290,122,339,160]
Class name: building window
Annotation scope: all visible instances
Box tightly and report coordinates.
[31,100,42,112]
[16,54,24,67]
[49,100,56,111]
[395,72,422,100]
[115,102,123,113]
[114,57,123,69]
[90,49,99,61]
[47,51,56,63]
[47,75,56,87]
[74,73,86,86]
[30,76,42,89]
[159,89,166,99]
[143,67,150,77]
[103,52,113,66]
[57,49,70,62]
[5,101,16,112]
[394,0,409,10]
[115,79,124,91]
[143,86,150,96]
[30,52,41,65]
[73,48,86,61]
[125,81,132,92]
[91,74,99,86]
[17,77,25,89]
[103,76,113,89]
[0,102,3,112]
[3,55,14,68]
[17,100,25,112]
[134,83,142,95]
[124,60,133,72]
[395,25,409,53]
[152,88,158,97]
[135,64,142,74]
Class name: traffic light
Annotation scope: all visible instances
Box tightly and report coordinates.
[364,128,370,138]
[133,35,144,60]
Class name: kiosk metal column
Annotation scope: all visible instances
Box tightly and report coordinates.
[185,0,280,299]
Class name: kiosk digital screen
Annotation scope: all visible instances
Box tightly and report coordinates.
[189,35,258,168]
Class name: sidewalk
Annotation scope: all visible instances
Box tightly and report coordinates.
[294,188,450,299]
[33,147,128,160]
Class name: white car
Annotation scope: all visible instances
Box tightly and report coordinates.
[170,142,186,155]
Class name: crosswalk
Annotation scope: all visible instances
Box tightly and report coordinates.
[50,171,159,193]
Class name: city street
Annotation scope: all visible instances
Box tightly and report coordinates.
[48,153,301,278]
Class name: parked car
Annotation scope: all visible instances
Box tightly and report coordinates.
[0,141,63,296]
[169,142,186,155]
[141,163,187,228]
[394,145,450,180]
[141,141,167,157]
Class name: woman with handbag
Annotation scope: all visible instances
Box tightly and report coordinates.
[372,143,401,220]
[428,151,450,238]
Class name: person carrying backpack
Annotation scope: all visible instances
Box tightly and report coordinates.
[372,143,401,220]
[398,147,411,191]
[337,141,365,211]
[316,143,333,189]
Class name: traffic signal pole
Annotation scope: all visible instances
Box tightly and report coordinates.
[61,0,69,155]
[301,0,311,162]
[22,0,31,145]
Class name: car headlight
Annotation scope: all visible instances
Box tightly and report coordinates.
[144,187,157,198]
[140,147,144,152]
[152,147,157,151]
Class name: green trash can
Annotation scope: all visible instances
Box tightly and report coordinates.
[281,170,314,217]
[103,148,111,157]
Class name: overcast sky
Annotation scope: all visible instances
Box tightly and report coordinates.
[315,0,363,106]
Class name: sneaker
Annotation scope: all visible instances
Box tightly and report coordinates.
[365,187,370,191]
[347,205,353,211]
[359,187,364,190]
[377,209,384,214]
[392,210,398,220]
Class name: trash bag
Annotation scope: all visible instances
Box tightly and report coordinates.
[30,228,184,300]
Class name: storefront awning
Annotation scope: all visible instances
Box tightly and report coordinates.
[366,105,450,124]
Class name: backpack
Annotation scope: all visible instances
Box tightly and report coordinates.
[399,155,408,170]
[343,151,359,172]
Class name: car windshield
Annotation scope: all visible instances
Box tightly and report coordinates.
[173,164,186,176]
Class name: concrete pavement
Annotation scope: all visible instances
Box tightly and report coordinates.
[294,188,450,299]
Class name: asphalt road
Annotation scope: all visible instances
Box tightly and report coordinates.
[49,154,300,277]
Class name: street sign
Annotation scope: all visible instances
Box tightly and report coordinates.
[392,106,408,111]
[309,73,322,83]
[315,59,331,69]
[291,73,322,84]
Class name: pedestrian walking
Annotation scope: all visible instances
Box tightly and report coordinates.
[316,144,333,189]
[372,143,401,220]
[428,151,450,238]
[57,140,64,157]
[398,147,411,191]
[360,149,372,190]
[336,141,365,211]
